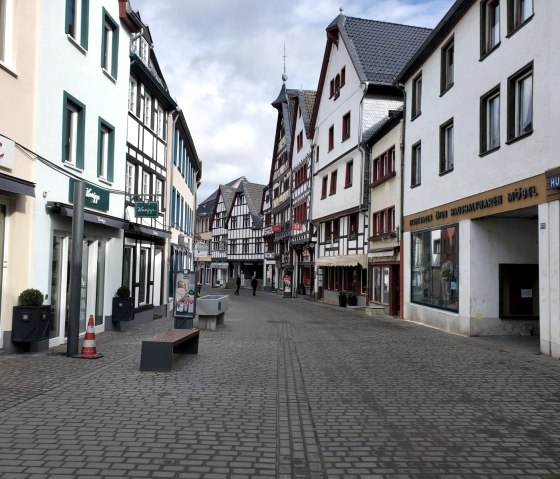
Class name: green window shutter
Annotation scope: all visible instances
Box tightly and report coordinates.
[112,26,119,78]
[76,103,85,170]
[61,92,70,163]
[97,118,103,177]
[107,127,115,182]
[81,0,89,50]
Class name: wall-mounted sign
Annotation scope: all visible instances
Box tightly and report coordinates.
[292,223,302,231]
[69,179,109,212]
[135,201,159,218]
[549,174,560,189]
[0,134,15,169]
[272,225,281,232]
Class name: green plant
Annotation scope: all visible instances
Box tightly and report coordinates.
[116,286,131,298]
[338,290,348,297]
[17,288,45,306]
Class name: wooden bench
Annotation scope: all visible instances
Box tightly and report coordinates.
[140,328,199,372]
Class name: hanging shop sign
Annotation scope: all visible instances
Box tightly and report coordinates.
[69,179,109,212]
[135,201,159,218]
[0,134,15,169]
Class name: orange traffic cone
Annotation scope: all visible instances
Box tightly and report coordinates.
[77,315,103,359]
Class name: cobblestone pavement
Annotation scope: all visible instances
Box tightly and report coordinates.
[1,287,560,478]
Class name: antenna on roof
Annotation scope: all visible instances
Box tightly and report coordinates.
[282,43,288,84]
[339,6,344,13]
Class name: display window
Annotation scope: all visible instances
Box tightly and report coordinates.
[411,225,458,311]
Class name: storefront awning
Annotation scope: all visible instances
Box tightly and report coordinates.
[315,254,367,267]
[210,262,228,269]
[129,223,172,239]
[0,173,35,197]
[46,202,127,229]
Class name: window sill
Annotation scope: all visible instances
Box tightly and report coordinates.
[102,68,117,83]
[63,161,84,173]
[439,83,454,97]
[329,192,336,196]
[67,34,87,55]
[341,135,350,142]
[479,42,500,62]
[0,61,17,78]
[344,183,352,189]
[506,129,533,145]
[506,14,534,38]
[370,171,396,188]
[439,167,454,177]
[479,145,500,157]
[98,177,113,186]
[411,111,421,122]
[410,182,421,189]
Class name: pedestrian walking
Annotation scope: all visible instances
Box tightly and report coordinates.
[235,276,241,295]
[251,276,258,296]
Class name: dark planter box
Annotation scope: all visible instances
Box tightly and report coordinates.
[347,295,357,306]
[112,297,135,322]
[12,305,51,342]
[338,295,347,307]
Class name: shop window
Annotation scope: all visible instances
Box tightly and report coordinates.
[373,267,390,305]
[499,264,538,318]
[411,225,458,311]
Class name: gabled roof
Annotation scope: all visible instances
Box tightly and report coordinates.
[242,182,266,229]
[208,178,247,231]
[311,14,431,134]
[300,90,317,138]
[396,0,474,84]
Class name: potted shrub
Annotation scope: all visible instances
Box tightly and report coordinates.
[12,288,51,342]
[338,290,347,307]
[347,292,358,306]
[112,286,135,322]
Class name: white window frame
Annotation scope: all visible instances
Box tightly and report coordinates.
[0,0,14,66]
[144,92,152,129]
[125,162,134,195]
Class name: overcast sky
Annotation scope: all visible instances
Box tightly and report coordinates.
[129,0,455,204]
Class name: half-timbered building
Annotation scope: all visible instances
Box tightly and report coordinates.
[289,90,317,297]
[123,17,175,318]
[225,181,266,288]
[310,14,431,306]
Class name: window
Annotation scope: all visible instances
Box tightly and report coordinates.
[328,125,334,151]
[441,37,454,93]
[325,221,332,242]
[507,0,533,33]
[65,0,89,50]
[372,206,395,236]
[440,119,454,174]
[342,112,351,141]
[144,92,152,129]
[256,241,262,254]
[297,131,303,152]
[229,239,236,254]
[349,213,358,239]
[411,142,421,187]
[155,178,163,212]
[125,162,134,194]
[334,74,341,98]
[101,9,119,78]
[156,106,164,138]
[411,73,422,119]
[329,170,337,195]
[480,86,500,154]
[97,118,114,181]
[329,79,335,98]
[341,67,346,87]
[411,225,458,311]
[481,0,500,57]
[243,239,249,254]
[62,92,85,169]
[231,216,237,229]
[142,171,151,197]
[507,63,533,142]
[321,176,328,199]
[372,146,396,183]
[344,160,353,188]
[129,78,138,115]
[243,214,250,228]
[0,0,12,64]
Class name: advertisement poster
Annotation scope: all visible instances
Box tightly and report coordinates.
[174,271,197,319]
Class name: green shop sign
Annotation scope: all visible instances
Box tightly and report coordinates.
[135,201,159,218]
[69,179,110,212]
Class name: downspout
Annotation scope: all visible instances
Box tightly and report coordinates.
[396,82,406,319]
[358,81,369,304]
[167,107,181,304]
[309,144,316,299]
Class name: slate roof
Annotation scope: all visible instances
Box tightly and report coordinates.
[241,182,266,229]
[339,15,433,85]
[299,90,317,138]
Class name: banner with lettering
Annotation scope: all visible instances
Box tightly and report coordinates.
[69,179,110,212]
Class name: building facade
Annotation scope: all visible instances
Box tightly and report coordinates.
[310,14,431,306]
[397,0,560,357]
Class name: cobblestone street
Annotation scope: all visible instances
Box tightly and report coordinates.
[1,288,559,478]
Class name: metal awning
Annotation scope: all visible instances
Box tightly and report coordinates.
[315,254,367,267]
[0,173,35,197]
[46,202,127,229]
[129,223,172,239]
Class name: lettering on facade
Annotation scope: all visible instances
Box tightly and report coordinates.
[85,188,101,204]
[409,214,433,227]
[549,174,560,189]
[450,195,503,216]
[507,186,537,202]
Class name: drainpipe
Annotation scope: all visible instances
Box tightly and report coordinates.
[358,82,369,304]
[396,82,406,319]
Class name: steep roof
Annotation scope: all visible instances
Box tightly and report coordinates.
[242,182,266,228]
[340,16,432,84]
[311,14,431,135]
[300,90,317,138]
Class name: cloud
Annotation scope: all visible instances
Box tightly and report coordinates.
[129,0,454,202]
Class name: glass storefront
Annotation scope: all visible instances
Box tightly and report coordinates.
[411,225,458,311]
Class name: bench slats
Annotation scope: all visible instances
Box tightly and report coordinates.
[140,328,200,372]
